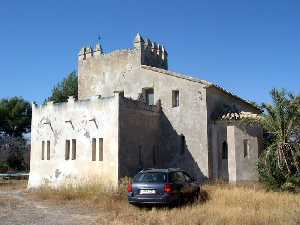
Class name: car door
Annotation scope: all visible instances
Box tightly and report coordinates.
[183,172,198,195]
[176,171,190,197]
[169,171,186,195]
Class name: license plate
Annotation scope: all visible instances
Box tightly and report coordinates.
[140,189,156,194]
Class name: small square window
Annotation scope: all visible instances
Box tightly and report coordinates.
[172,90,179,107]
[144,88,154,105]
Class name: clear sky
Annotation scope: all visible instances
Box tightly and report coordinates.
[0,0,299,104]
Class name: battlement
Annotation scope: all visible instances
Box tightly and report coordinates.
[78,33,168,70]
[134,33,168,70]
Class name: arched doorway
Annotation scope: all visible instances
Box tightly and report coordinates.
[220,141,229,180]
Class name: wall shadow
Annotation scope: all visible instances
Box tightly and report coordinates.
[159,111,205,181]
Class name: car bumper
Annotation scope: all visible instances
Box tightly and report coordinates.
[128,193,178,205]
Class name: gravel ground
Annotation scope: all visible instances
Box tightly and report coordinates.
[0,189,98,225]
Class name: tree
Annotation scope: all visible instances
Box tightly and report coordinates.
[46,71,78,103]
[0,97,31,137]
[245,89,300,190]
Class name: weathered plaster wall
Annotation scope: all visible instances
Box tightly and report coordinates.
[28,95,120,188]
[79,55,209,179]
[118,97,160,178]
[206,87,261,179]
[212,121,262,182]
[211,122,228,180]
[78,49,141,100]
[231,124,262,182]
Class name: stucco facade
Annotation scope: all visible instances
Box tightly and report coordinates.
[28,33,262,188]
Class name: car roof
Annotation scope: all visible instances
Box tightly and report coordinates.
[139,168,183,173]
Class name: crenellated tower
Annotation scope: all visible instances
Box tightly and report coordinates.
[77,33,168,100]
[133,33,168,70]
[78,33,168,70]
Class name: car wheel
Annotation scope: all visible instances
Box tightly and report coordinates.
[193,189,200,202]
[178,193,185,206]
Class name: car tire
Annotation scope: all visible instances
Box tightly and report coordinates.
[194,189,200,202]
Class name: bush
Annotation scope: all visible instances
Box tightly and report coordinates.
[0,135,29,171]
[0,162,9,173]
[281,182,296,192]
[257,147,286,190]
[257,146,300,192]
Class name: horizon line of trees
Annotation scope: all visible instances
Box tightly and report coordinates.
[0,72,78,172]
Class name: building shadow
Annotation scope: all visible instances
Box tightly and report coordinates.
[159,111,205,181]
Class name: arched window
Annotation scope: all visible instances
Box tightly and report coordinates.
[222,141,228,159]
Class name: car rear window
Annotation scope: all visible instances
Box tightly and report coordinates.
[133,172,167,183]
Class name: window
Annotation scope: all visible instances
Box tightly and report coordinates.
[169,172,186,183]
[138,145,142,167]
[92,138,96,161]
[41,141,45,160]
[99,138,103,161]
[172,90,179,107]
[222,141,228,159]
[180,135,185,155]
[72,139,76,160]
[183,172,193,183]
[65,140,70,160]
[133,172,167,183]
[156,145,159,163]
[47,140,50,160]
[145,88,154,105]
[243,139,249,158]
[152,145,156,166]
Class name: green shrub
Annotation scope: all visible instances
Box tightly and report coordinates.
[0,162,9,173]
[281,182,296,192]
[257,147,286,190]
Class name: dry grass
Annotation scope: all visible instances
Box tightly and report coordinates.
[0,179,27,191]
[31,181,300,225]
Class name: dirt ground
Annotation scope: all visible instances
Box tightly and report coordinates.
[1,180,300,225]
[0,180,98,225]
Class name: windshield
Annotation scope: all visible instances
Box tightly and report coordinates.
[133,172,167,183]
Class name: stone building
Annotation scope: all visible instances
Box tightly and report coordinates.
[28,33,262,188]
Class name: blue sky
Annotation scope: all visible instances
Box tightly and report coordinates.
[0,0,299,104]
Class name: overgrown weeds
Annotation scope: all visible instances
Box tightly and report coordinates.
[30,180,300,225]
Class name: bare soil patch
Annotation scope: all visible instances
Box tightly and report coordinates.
[1,180,300,225]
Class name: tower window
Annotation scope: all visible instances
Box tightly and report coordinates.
[172,90,179,107]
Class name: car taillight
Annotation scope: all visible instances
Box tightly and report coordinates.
[164,183,173,193]
[127,181,133,193]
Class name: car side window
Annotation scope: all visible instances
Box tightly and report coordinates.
[183,172,192,182]
[169,172,186,183]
